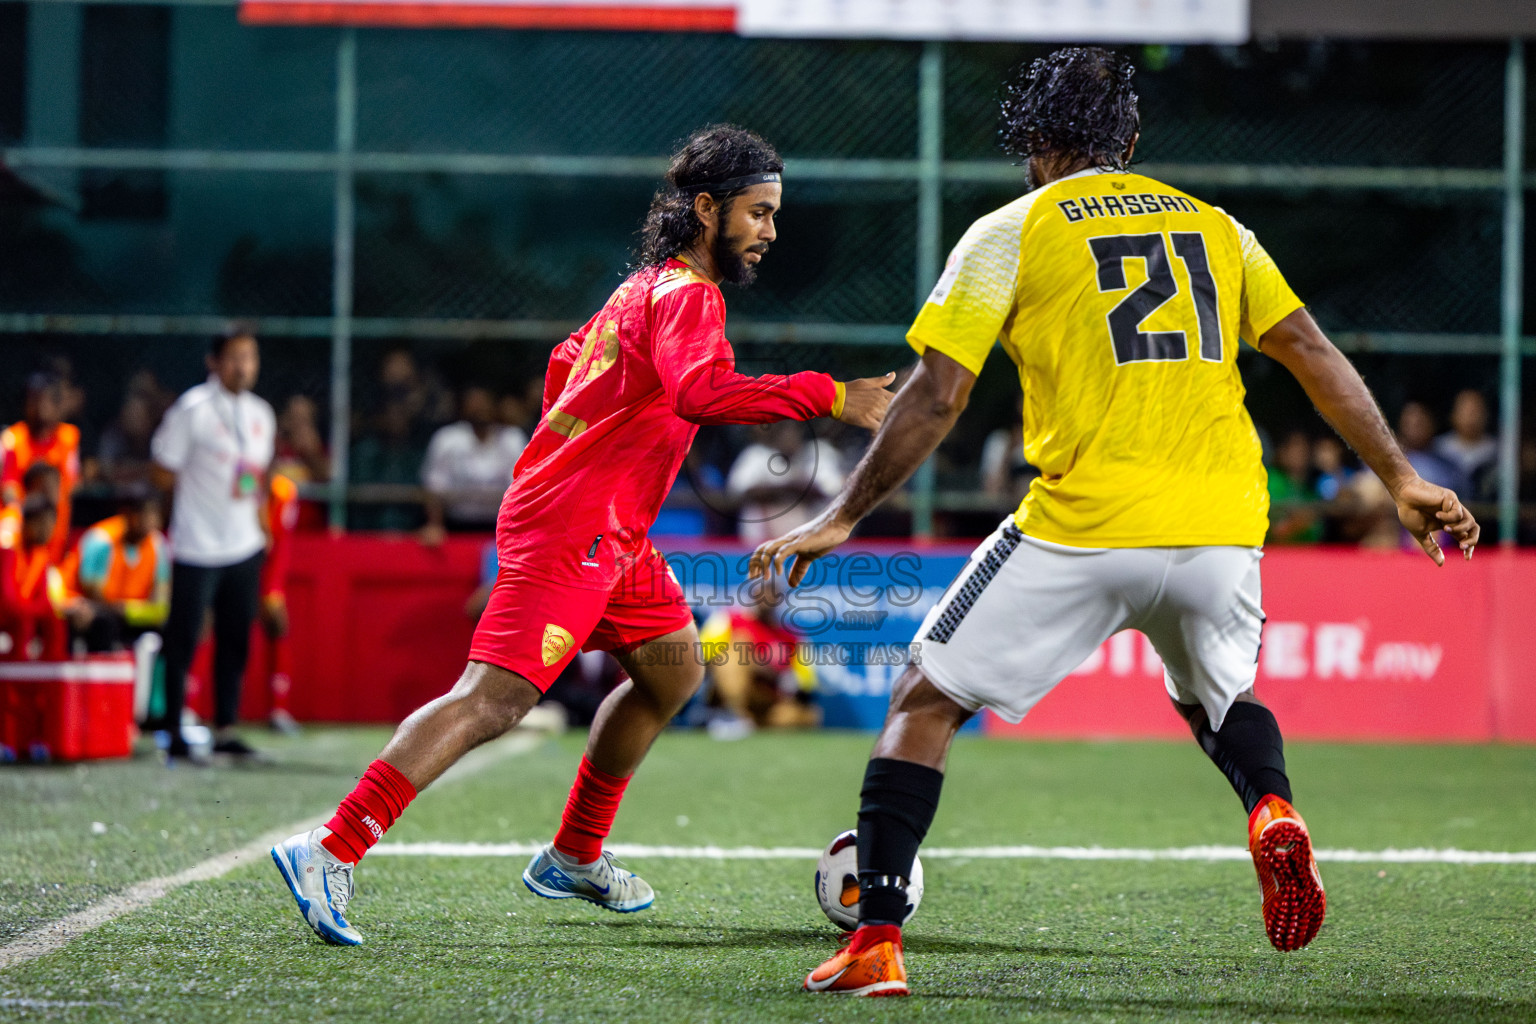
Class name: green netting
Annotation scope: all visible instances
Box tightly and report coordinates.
[0,13,1521,333]
[945,41,1507,167]
[356,32,920,158]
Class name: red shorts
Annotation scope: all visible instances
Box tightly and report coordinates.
[468,543,694,691]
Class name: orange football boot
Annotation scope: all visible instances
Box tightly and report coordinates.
[1248,794,1326,951]
[804,925,909,997]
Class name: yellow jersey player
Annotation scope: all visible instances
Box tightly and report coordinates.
[752,47,1480,997]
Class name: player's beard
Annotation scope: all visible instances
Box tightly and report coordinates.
[714,224,767,287]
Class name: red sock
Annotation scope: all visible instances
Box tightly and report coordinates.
[321,759,417,863]
[552,756,631,864]
[850,923,903,953]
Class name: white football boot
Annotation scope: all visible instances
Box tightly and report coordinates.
[271,828,363,945]
[521,843,654,913]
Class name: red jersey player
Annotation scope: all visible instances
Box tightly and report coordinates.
[272,125,895,945]
[260,473,300,734]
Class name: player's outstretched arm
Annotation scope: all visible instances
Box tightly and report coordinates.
[749,349,975,586]
[667,361,894,428]
[1260,308,1479,564]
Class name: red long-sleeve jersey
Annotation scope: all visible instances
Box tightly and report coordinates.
[497,257,841,588]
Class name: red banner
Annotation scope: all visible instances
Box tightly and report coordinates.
[987,547,1536,742]
[240,0,735,30]
[226,535,1534,743]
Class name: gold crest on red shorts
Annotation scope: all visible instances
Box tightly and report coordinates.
[541,624,575,667]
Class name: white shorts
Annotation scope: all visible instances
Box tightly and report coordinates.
[912,519,1264,731]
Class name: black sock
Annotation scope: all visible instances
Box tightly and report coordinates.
[856,757,944,926]
[1196,701,1292,814]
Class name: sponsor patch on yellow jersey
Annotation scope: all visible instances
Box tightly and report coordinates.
[909,168,1304,548]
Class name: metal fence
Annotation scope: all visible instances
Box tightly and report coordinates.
[0,7,1529,537]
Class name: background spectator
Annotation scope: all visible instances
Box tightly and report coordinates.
[726,421,844,545]
[375,347,452,436]
[698,580,818,732]
[1434,389,1498,499]
[1266,430,1322,544]
[0,493,72,660]
[419,385,527,546]
[273,395,332,484]
[1312,435,1354,502]
[1399,400,1471,497]
[70,484,169,653]
[150,328,275,763]
[2,373,81,562]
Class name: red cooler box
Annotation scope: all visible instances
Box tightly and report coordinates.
[0,654,136,762]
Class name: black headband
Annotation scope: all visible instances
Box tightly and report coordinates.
[678,171,781,195]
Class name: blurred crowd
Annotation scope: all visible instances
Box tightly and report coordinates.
[981,387,1532,549]
[345,345,874,544]
[5,345,1535,560]
[1256,390,1512,549]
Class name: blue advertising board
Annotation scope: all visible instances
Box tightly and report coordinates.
[658,539,980,731]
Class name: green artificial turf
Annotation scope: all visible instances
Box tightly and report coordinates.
[2,729,1534,1022]
[0,728,393,945]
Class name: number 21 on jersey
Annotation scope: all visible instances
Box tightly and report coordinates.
[1088,231,1223,366]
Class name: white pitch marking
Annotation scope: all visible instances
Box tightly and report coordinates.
[370,841,1536,865]
[0,730,545,973]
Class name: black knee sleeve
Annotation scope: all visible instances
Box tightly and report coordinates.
[1197,701,1292,814]
[856,757,944,925]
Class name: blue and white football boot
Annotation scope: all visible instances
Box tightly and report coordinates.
[271,827,363,945]
[521,843,654,913]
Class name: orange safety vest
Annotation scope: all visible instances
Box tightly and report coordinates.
[1,421,81,562]
[78,514,163,603]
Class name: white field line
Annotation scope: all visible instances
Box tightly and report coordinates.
[370,841,1536,865]
[0,730,545,973]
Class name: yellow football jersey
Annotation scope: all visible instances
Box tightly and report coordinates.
[909,168,1304,548]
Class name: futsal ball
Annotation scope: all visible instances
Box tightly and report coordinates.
[813,829,923,931]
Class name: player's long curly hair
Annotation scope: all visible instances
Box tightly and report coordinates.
[634,124,784,267]
[998,47,1140,171]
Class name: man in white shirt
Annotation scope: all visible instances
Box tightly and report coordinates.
[725,420,845,545]
[151,328,276,762]
[418,386,527,545]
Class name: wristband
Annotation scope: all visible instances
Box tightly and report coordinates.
[830,380,847,420]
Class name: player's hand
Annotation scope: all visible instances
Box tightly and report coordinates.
[1393,475,1479,565]
[418,522,447,548]
[748,510,854,588]
[834,372,897,431]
